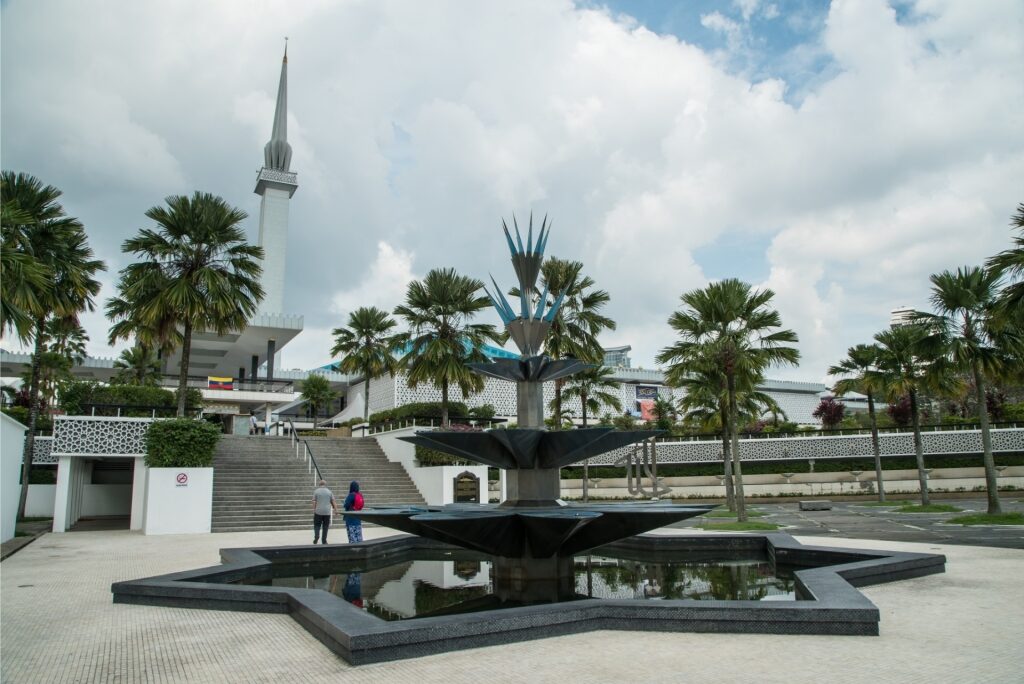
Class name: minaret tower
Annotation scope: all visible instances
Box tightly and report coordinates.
[254,43,297,315]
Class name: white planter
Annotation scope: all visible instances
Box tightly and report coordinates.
[144,467,213,535]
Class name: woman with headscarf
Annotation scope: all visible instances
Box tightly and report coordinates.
[342,481,364,543]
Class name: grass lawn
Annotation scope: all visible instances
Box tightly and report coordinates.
[946,512,1024,526]
[702,510,766,518]
[854,501,902,507]
[896,504,962,513]
[698,521,780,531]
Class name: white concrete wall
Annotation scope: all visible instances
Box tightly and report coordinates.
[82,484,132,516]
[1,413,27,542]
[143,468,213,534]
[25,485,56,518]
[373,429,486,505]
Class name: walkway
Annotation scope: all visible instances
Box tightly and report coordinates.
[668,496,1024,549]
[1,525,1021,683]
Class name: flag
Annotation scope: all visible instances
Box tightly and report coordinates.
[208,376,234,390]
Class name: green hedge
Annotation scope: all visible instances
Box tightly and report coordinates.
[560,453,1024,479]
[60,381,202,417]
[414,445,475,467]
[369,402,470,425]
[1,407,53,432]
[144,418,221,468]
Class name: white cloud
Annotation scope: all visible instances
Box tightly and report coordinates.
[330,242,417,319]
[2,0,1021,384]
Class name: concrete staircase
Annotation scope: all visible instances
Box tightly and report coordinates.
[211,435,424,533]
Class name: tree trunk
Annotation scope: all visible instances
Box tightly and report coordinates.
[721,432,735,511]
[441,381,449,428]
[363,376,371,423]
[582,391,589,502]
[176,321,193,417]
[973,363,1001,514]
[720,403,735,511]
[867,392,885,502]
[726,373,747,521]
[909,389,929,505]
[17,316,46,520]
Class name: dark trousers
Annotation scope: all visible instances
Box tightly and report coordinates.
[313,514,331,543]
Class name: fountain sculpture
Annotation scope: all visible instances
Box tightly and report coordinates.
[111,216,946,665]
[348,218,713,600]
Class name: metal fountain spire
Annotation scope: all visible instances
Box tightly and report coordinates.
[482,214,566,357]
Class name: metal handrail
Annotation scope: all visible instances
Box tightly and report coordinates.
[287,418,325,486]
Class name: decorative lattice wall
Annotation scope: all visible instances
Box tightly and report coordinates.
[52,416,153,457]
[383,370,822,424]
[32,436,56,464]
[585,428,1024,465]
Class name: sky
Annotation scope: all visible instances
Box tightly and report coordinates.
[2,0,1022,383]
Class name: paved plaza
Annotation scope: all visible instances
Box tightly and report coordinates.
[2,518,1023,684]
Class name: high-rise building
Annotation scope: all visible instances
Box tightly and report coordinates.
[889,306,916,328]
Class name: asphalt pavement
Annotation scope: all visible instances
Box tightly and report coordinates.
[669,496,1024,549]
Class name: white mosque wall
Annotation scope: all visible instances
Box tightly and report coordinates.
[1,413,27,542]
[374,371,824,425]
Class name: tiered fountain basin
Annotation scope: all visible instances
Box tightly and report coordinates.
[111,532,945,665]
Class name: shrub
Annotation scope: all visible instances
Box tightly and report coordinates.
[1,406,54,432]
[144,418,221,468]
[60,381,202,417]
[297,430,327,437]
[369,401,470,424]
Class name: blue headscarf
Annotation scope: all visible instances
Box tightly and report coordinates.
[349,481,360,493]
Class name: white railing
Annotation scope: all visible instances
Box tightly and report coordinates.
[588,426,1024,466]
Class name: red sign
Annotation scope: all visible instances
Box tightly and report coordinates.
[176,472,189,485]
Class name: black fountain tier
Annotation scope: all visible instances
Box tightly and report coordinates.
[348,217,713,563]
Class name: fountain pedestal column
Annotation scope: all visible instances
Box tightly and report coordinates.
[502,379,562,507]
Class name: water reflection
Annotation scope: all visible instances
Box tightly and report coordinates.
[260,553,795,621]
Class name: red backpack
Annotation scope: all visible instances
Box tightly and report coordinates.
[353,492,364,511]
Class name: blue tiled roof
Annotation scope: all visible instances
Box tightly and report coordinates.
[317,341,518,372]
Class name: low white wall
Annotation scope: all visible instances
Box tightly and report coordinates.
[25,485,56,518]
[559,466,1024,500]
[1,413,27,542]
[144,468,213,534]
[373,429,486,505]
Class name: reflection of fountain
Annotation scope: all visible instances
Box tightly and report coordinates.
[352,219,710,581]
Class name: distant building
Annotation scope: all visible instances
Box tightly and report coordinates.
[602,345,632,368]
[890,306,916,328]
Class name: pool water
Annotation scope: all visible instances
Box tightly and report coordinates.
[249,553,796,621]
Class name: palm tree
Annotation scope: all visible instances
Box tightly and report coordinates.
[657,279,799,522]
[987,203,1024,314]
[521,258,615,427]
[300,374,338,426]
[650,396,676,430]
[829,344,887,501]
[331,306,399,424]
[112,346,162,386]
[915,266,1022,514]
[560,366,622,502]
[674,365,782,512]
[393,268,503,427]
[871,324,949,506]
[43,316,89,364]
[0,201,49,342]
[109,192,264,416]
[1,171,105,520]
